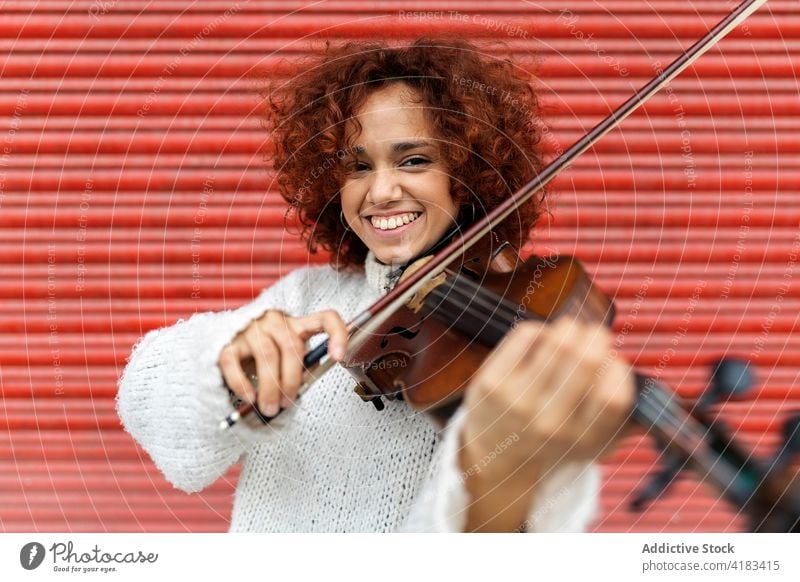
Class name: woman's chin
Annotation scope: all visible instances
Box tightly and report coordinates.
[370,244,421,267]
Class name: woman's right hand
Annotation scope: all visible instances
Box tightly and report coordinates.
[218,310,349,417]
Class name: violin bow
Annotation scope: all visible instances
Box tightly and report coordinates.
[221,0,769,430]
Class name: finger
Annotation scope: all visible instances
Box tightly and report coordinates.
[471,320,546,396]
[244,326,282,417]
[218,342,256,404]
[528,319,610,418]
[580,357,637,455]
[291,310,349,361]
[267,314,306,403]
[593,356,636,420]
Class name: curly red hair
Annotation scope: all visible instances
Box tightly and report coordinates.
[261,37,547,269]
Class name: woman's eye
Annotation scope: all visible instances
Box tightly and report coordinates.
[345,161,370,173]
[402,156,430,167]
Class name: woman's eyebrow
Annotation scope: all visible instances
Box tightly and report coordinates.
[391,140,434,153]
[349,140,434,156]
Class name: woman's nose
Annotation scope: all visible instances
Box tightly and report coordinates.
[366,168,402,205]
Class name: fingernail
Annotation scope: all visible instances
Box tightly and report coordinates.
[265,403,280,417]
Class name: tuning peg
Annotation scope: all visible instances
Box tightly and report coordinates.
[782,413,800,455]
[630,435,685,511]
[768,413,800,473]
[696,357,755,411]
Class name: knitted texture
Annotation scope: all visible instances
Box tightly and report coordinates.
[116,253,600,532]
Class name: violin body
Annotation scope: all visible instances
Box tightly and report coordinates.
[343,247,615,424]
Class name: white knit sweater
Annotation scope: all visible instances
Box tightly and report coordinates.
[116,252,600,532]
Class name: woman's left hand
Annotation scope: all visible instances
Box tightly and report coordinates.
[458,317,635,531]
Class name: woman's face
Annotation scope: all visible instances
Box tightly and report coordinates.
[340,82,458,266]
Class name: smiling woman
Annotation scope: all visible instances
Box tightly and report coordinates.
[116,36,634,533]
[339,83,457,266]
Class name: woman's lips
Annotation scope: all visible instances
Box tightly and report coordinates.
[369,211,420,230]
[365,211,422,236]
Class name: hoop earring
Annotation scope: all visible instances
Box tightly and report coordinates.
[461,202,477,222]
[340,209,350,231]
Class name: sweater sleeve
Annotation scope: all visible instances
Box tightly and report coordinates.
[401,407,600,532]
[116,268,309,493]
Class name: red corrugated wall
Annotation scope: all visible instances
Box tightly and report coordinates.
[1,0,798,532]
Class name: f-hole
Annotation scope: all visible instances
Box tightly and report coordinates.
[379,326,420,349]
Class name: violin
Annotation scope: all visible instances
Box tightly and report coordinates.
[220,0,800,531]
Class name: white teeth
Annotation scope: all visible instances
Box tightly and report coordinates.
[370,212,419,231]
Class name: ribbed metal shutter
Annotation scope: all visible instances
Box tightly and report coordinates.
[2,0,797,532]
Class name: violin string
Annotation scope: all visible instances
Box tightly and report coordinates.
[427,273,526,341]
[437,272,531,328]
[424,274,500,326]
